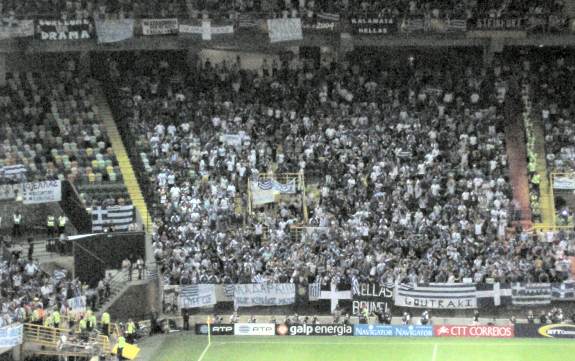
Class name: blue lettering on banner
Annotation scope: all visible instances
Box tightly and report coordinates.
[353,324,433,337]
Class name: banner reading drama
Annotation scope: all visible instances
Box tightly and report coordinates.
[37,18,93,41]
[234,283,295,308]
[67,296,87,312]
[179,284,216,309]
[95,19,134,43]
[179,20,234,40]
[267,18,303,43]
[0,324,23,348]
[0,20,34,40]
[395,283,477,309]
[354,324,433,337]
[350,14,396,35]
[352,283,393,315]
[141,19,178,36]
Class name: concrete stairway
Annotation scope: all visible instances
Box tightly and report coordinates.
[92,86,152,233]
[531,114,555,226]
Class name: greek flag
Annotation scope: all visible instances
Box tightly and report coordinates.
[257,179,297,194]
[0,164,26,180]
[179,284,216,309]
[552,281,575,301]
[317,12,340,22]
[512,283,552,305]
[91,205,135,232]
[446,18,467,32]
[308,283,321,301]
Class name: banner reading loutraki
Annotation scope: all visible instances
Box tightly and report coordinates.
[234,283,295,308]
[141,18,178,36]
[36,18,93,40]
[395,283,477,309]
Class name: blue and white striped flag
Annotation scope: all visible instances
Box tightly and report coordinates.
[179,284,216,309]
[552,281,575,301]
[0,164,26,180]
[512,283,552,305]
[317,12,340,22]
[308,282,321,301]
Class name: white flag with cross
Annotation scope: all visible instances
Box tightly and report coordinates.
[179,20,234,41]
[319,283,351,312]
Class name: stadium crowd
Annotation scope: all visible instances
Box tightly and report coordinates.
[105,52,573,289]
[0,0,565,20]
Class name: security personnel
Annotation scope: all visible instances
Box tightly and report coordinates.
[117,335,126,360]
[47,215,56,237]
[58,215,67,235]
[44,314,54,328]
[78,317,88,341]
[101,311,111,336]
[88,312,97,333]
[12,212,22,238]
[531,173,541,186]
[126,319,136,344]
[52,310,61,329]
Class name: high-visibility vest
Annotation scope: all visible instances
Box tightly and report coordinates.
[52,311,61,325]
[47,216,55,227]
[58,216,66,227]
[88,315,97,328]
[13,214,21,224]
[101,312,110,325]
[126,322,135,334]
[118,336,126,349]
[44,316,53,328]
[79,319,87,330]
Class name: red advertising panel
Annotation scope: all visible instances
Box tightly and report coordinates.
[434,325,514,338]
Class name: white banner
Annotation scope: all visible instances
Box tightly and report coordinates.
[0,180,62,204]
[22,180,62,204]
[142,18,178,36]
[95,19,134,43]
[67,296,87,312]
[250,182,278,206]
[554,176,575,190]
[178,284,216,309]
[234,323,275,336]
[395,283,477,309]
[267,18,303,43]
[179,20,234,40]
[0,324,23,347]
[234,283,295,308]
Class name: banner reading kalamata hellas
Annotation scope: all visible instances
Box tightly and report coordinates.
[434,325,514,338]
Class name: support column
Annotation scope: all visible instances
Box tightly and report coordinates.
[78,51,91,77]
[0,53,7,87]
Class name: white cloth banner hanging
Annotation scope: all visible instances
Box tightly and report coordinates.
[267,18,303,43]
[234,283,295,308]
[178,284,217,308]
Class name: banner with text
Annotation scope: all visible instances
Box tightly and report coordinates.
[95,19,135,43]
[67,296,87,312]
[350,14,397,35]
[352,283,394,315]
[234,283,295,308]
[141,18,179,36]
[0,324,23,348]
[354,324,433,337]
[276,323,353,336]
[36,18,93,41]
[179,284,216,309]
[515,323,575,338]
[0,20,34,40]
[434,325,514,338]
[302,12,340,32]
[395,283,477,309]
[267,18,303,43]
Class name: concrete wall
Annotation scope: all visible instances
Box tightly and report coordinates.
[107,278,161,322]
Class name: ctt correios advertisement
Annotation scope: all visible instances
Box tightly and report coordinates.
[354,324,433,337]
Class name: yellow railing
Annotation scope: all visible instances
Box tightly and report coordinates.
[23,323,113,355]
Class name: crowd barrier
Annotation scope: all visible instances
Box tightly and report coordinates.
[194,322,575,339]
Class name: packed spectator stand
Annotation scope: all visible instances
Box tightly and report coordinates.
[100,50,574,291]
